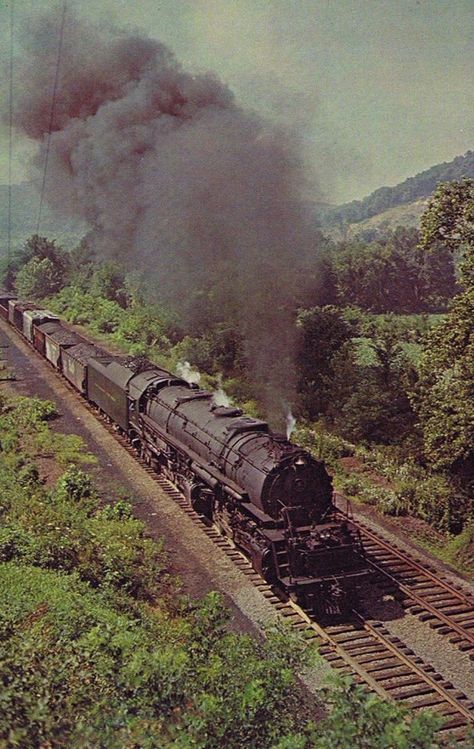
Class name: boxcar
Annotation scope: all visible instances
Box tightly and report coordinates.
[87,356,137,431]
[61,343,105,394]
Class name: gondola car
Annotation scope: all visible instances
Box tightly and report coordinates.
[2,299,371,617]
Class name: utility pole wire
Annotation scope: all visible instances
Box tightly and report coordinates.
[36,1,67,235]
[8,0,14,264]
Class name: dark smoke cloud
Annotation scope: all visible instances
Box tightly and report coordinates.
[12,8,323,427]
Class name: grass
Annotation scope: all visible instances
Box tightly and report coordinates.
[417,525,474,577]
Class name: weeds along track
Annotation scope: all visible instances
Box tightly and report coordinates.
[90,421,474,743]
[98,447,474,744]
[337,511,474,660]
[4,322,474,744]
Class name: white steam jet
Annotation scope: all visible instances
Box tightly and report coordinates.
[212,375,232,407]
[177,361,201,385]
[285,408,297,440]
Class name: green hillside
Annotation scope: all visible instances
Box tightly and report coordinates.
[321,150,474,229]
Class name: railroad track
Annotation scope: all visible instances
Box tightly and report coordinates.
[336,509,474,660]
[3,324,474,743]
[139,467,474,744]
[63,407,474,743]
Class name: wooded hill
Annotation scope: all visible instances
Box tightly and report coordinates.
[319,151,474,231]
[2,151,474,254]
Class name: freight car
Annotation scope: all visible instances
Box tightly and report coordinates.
[0,291,16,320]
[0,296,371,617]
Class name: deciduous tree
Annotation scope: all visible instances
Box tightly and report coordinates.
[413,180,474,491]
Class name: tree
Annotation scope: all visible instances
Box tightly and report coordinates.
[89,261,128,306]
[330,228,456,314]
[414,290,474,480]
[14,256,64,300]
[20,234,67,270]
[336,327,417,445]
[296,306,354,419]
[419,179,474,255]
[12,235,68,297]
[0,256,16,291]
[64,238,96,289]
[413,180,474,491]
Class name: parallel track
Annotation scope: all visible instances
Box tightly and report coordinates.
[336,509,474,660]
[139,467,474,744]
[2,319,474,744]
[55,402,474,743]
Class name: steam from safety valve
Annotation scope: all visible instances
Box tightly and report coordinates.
[176,361,201,385]
[285,407,297,441]
[212,375,232,407]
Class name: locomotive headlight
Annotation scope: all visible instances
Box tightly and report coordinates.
[294,456,306,467]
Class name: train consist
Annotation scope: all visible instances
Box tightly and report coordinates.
[0,291,371,617]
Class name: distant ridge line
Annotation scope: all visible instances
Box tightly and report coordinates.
[323,150,474,227]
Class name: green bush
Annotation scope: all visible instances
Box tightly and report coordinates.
[304,676,444,749]
[47,287,125,333]
[294,425,354,464]
[2,468,168,598]
[0,565,315,749]
[0,399,168,599]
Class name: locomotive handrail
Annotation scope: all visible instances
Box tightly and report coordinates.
[152,393,276,476]
[176,392,213,404]
[141,413,249,499]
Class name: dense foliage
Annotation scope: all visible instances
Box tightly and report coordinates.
[412,180,474,504]
[328,228,457,313]
[1,394,458,748]
[8,234,68,299]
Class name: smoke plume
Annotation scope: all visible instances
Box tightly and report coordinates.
[213,375,233,408]
[11,9,322,427]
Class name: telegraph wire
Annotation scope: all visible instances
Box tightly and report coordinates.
[36,1,67,235]
[7,0,14,264]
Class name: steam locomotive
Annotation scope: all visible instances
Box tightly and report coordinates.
[0,291,370,617]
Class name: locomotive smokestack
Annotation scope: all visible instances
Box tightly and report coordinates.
[10,8,323,427]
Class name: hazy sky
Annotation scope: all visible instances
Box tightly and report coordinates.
[1,0,473,203]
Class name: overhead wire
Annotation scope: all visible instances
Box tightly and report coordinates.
[7,0,14,264]
[36,1,67,235]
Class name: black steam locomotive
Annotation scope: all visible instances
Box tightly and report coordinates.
[0,292,370,617]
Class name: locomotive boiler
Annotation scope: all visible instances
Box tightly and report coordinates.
[0,294,370,618]
[130,373,369,617]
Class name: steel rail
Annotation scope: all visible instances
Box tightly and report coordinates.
[335,506,474,647]
[362,553,474,645]
[335,500,473,606]
[2,317,474,741]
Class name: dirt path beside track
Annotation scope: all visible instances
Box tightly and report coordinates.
[0,318,330,709]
